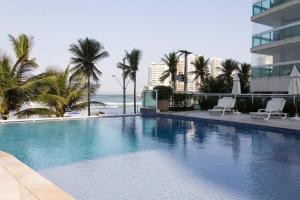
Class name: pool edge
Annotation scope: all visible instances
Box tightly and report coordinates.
[152,112,300,134]
[0,151,75,200]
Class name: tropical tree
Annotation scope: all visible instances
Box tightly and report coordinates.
[238,63,251,93]
[69,38,109,116]
[16,67,106,118]
[218,59,239,92]
[0,34,38,120]
[160,52,179,91]
[205,76,224,93]
[124,49,142,114]
[190,56,209,92]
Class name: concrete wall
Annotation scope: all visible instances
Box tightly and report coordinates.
[250,76,291,92]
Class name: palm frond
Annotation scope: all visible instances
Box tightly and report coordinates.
[37,94,67,105]
[160,70,170,82]
[71,101,106,111]
[15,108,55,118]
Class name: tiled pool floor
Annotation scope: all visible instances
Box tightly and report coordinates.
[40,151,247,200]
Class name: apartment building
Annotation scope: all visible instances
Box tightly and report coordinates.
[148,55,222,92]
[251,0,300,93]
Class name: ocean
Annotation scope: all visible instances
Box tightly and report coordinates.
[7,94,142,119]
[91,94,142,115]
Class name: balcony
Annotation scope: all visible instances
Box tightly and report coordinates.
[251,22,300,56]
[252,61,300,78]
[253,0,292,16]
[252,0,300,27]
[252,23,300,47]
[251,61,300,92]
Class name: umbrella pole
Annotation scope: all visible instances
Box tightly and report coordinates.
[296,95,299,117]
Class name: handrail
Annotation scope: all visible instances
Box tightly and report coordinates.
[172,92,297,97]
[253,0,292,16]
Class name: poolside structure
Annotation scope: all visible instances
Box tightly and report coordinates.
[251,0,300,93]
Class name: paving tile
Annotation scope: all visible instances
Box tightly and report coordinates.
[0,152,75,200]
[158,111,300,133]
[0,166,38,200]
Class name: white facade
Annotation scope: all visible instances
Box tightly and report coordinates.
[207,57,222,78]
[180,54,198,92]
[148,63,170,90]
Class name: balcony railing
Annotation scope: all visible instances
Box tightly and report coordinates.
[253,0,292,16]
[252,23,300,48]
[252,62,300,78]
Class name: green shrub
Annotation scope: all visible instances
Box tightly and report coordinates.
[169,93,193,111]
[198,96,219,110]
[153,86,173,100]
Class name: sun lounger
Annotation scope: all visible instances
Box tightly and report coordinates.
[250,98,287,120]
[208,97,236,116]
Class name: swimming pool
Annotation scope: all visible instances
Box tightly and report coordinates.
[0,116,300,200]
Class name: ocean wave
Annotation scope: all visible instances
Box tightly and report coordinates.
[93,102,142,108]
[22,102,142,109]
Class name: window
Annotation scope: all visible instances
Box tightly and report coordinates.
[253,37,261,47]
[261,67,270,77]
[270,66,280,77]
[280,65,293,76]
[252,68,261,78]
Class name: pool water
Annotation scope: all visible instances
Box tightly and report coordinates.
[0,116,300,200]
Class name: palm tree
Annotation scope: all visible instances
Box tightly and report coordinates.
[160,52,179,90]
[69,38,109,116]
[238,63,251,93]
[190,56,209,92]
[205,76,224,93]
[0,34,38,120]
[218,59,239,92]
[16,67,106,118]
[124,49,142,114]
[8,34,38,82]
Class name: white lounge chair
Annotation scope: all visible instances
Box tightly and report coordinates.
[250,98,287,120]
[208,97,236,116]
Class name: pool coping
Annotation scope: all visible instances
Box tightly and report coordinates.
[152,112,300,134]
[0,114,141,124]
[0,151,75,200]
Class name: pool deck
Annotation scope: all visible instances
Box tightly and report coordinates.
[157,111,300,132]
[0,151,74,200]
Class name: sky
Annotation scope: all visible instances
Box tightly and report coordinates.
[0,0,252,94]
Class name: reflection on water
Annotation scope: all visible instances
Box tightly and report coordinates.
[0,116,300,199]
[142,117,300,200]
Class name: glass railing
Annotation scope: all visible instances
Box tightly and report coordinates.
[252,63,300,78]
[143,90,157,109]
[252,23,300,47]
[253,0,292,16]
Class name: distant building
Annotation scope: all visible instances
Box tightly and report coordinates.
[148,63,170,90]
[207,57,222,78]
[179,54,198,92]
[148,55,222,92]
[251,0,300,93]
[148,55,198,92]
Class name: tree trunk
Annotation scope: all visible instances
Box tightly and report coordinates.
[88,73,91,116]
[134,78,137,114]
[173,74,176,91]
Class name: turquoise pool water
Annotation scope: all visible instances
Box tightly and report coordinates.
[0,116,300,200]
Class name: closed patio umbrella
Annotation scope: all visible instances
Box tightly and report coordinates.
[232,72,241,96]
[231,72,241,114]
[288,65,300,119]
